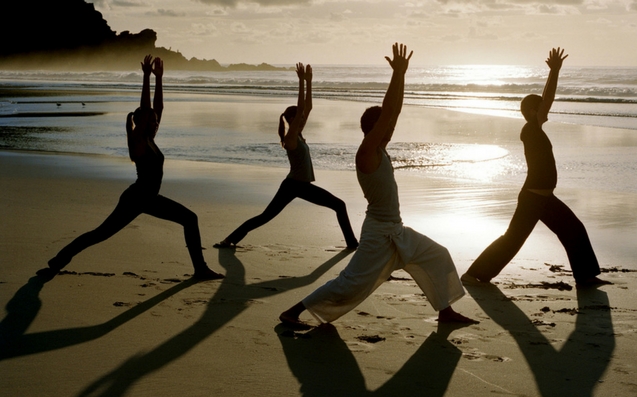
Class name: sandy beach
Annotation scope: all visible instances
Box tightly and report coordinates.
[1,140,636,396]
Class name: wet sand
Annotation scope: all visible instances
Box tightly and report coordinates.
[0,149,635,396]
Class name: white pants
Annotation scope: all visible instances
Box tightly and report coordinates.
[303,217,465,323]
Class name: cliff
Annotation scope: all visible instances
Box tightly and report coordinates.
[0,0,287,71]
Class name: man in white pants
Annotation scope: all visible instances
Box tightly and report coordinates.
[279,43,478,329]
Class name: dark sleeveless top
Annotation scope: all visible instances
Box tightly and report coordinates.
[286,137,315,182]
[134,141,164,193]
[521,120,557,190]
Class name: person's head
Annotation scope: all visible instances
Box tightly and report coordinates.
[278,105,297,143]
[520,94,543,122]
[132,107,158,137]
[360,106,382,135]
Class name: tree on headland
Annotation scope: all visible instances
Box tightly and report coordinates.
[0,0,287,71]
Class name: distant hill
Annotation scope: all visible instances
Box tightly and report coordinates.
[0,0,288,72]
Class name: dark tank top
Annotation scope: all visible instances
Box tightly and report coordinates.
[134,141,164,193]
[286,136,315,182]
[521,120,557,190]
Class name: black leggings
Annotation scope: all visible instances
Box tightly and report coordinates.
[53,184,206,269]
[225,178,358,247]
[466,189,600,282]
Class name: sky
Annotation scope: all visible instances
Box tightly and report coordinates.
[89,0,637,66]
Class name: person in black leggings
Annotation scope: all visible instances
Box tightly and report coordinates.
[38,55,223,281]
[214,63,358,249]
[461,48,609,288]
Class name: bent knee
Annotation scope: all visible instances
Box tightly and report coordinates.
[333,198,347,212]
[183,209,199,225]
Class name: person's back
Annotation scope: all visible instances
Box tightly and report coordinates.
[286,136,315,182]
[356,150,401,223]
[133,142,164,192]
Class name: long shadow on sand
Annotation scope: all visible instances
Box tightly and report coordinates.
[75,248,352,397]
[465,284,614,397]
[0,276,198,361]
[276,322,465,397]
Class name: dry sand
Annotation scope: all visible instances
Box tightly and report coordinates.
[1,149,635,397]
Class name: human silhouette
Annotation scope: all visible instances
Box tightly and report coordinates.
[38,55,223,281]
[214,63,358,250]
[461,48,610,288]
[464,283,614,396]
[280,44,477,329]
[276,322,464,397]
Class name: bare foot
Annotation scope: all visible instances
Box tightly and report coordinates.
[279,312,313,330]
[576,276,612,288]
[213,240,235,249]
[438,307,479,324]
[460,273,489,285]
[193,267,225,280]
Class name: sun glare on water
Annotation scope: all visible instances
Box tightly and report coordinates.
[393,143,515,183]
[446,144,513,182]
[410,64,531,118]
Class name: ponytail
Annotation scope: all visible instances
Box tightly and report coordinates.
[278,113,286,146]
[278,105,298,147]
[126,112,136,161]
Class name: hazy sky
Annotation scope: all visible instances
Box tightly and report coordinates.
[89,0,637,66]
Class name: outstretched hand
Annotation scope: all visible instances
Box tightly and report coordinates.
[296,62,305,80]
[141,54,153,76]
[152,57,163,77]
[385,43,413,74]
[305,64,312,82]
[546,47,568,70]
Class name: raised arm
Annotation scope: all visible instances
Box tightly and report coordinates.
[152,57,164,124]
[283,63,310,150]
[140,54,153,109]
[536,47,567,124]
[304,64,313,118]
[356,43,412,173]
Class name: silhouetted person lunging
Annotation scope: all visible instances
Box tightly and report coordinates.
[461,48,610,288]
[214,63,358,250]
[38,55,223,281]
[279,44,477,329]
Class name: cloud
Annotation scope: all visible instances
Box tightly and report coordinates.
[329,12,345,21]
[441,34,463,41]
[112,0,147,6]
[157,9,187,16]
[436,0,584,4]
[468,27,498,39]
[191,23,219,35]
[193,0,310,7]
[231,22,251,33]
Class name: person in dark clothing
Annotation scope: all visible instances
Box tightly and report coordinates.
[461,48,610,288]
[38,55,224,281]
[214,63,358,250]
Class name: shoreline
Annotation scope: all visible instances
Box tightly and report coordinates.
[2,148,636,268]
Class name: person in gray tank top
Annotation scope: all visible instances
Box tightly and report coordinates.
[280,44,478,329]
[214,63,358,249]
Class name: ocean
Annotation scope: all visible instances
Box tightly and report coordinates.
[0,65,636,193]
